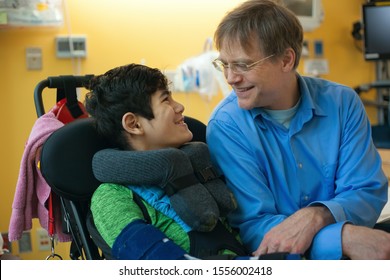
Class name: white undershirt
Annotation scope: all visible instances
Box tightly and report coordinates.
[263,98,301,129]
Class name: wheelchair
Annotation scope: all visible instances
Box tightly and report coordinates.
[34,75,207,259]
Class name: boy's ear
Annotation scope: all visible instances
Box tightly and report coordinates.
[122,112,143,135]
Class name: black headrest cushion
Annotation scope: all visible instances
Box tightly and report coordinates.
[40,118,111,201]
[184,116,206,143]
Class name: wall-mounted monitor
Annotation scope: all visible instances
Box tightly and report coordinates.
[282,0,324,32]
[363,3,390,61]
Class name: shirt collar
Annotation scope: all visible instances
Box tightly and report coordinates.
[250,74,327,126]
[297,74,327,117]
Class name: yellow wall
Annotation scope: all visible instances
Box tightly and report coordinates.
[0,0,379,259]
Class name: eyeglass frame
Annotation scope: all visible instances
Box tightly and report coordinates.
[212,54,275,74]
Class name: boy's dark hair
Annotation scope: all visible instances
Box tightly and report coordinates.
[85,63,169,149]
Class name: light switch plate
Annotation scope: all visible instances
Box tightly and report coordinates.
[26,47,42,70]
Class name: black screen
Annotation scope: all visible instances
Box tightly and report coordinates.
[363,3,390,60]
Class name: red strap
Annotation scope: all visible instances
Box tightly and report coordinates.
[48,192,55,236]
[46,98,87,237]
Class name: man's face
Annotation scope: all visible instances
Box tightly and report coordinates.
[218,41,289,110]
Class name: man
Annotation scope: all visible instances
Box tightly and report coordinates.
[207,0,390,259]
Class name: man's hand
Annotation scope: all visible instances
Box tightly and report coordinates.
[342,224,390,259]
[253,206,334,256]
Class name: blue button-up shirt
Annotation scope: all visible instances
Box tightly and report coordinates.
[207,75,388,259]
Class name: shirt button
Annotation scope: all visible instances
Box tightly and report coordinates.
[298,163,303,168]
[303,195,309,201]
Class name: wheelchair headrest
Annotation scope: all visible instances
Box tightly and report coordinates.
[40,118,112,201]
[184,116,206,143]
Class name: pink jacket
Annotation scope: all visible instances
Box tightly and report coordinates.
[8,110,71,242]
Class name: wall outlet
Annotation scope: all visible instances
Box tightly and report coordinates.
[56,35,87,58]
[36,228,51,251]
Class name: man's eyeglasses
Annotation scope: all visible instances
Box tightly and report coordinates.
[212,54,275,74]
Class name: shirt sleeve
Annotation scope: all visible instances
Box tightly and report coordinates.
[91,183,145,247]
[313,89,388,227]
[91,183,190,251]
[309,221,347,260]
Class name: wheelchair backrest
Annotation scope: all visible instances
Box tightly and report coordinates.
[39,114,206,259]
[40,118,112,201]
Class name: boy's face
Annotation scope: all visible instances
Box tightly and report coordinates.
[138,89,193,150]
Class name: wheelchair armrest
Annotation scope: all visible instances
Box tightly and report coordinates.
[374,221,390,233]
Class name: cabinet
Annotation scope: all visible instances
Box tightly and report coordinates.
[356,60,390,148]
[0,0,63,28]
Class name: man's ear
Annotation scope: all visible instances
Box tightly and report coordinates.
[281,48,296,72]
[122,112,143,135]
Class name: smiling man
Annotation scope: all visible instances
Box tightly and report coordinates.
[207,0,390,260]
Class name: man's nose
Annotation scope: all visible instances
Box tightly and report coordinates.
[225,68,242,85]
